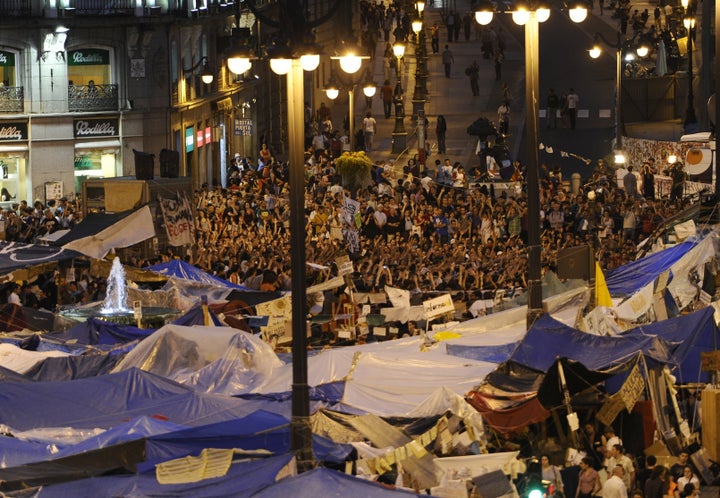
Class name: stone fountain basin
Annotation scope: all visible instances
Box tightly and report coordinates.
[60,306,181,326]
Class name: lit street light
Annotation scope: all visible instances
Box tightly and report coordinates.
[391,42,407,154]
[224,0,345,471]
[588,32,650,157]
[324,64,375,151]
[683,5,698,131]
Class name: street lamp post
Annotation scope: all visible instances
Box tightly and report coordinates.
[412,17,426,118]
[589,33,649,158]
[475,2,587,330]
[392,42,407,154]
[225,0,345,471]
[324,67,375,151]
[683,9,698,131]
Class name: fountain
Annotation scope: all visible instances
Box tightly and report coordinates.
[60,257,181,327]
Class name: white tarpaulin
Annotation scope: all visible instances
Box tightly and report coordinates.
[63,205,155,259]
[0,343,69,374]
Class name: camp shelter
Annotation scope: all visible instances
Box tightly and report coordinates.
[19,453,296,498]
[467,307,719,434]
[145,259,252,291]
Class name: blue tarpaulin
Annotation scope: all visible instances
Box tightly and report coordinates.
[605,240,697,296]
[48,317,153,346]
[507,311,717,374]
[252,467,431,497]
[0,368,269,431]
[446,343,517,364]
[146,260,251,290]
[28,453,295,498]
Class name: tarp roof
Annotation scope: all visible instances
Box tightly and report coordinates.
[605,239,697,296]
[146,260,253,291]
[508,313,677,373]
[48,317,152,346]
[8,452,295,497]
[251,467,429,498]
[0,241,80,275]
[0,368,267,432]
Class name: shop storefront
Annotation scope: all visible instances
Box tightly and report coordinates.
[0,121,28,206]
[73,117,120,193]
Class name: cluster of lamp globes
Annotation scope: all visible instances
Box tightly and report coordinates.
[474,2,589,26]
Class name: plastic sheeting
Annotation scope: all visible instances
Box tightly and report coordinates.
[111,325,283,395]
[252,467,429,498]
[605,239,698,296]
[27,453,295,498]
[0,343,69,374]
[508,313,677,373]
[0,368,264,432]
[146,260,252,290]
[48,317,152,346]
[341,353,497,416]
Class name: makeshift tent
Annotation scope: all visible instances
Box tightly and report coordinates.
[48,317,152,346]
[251,467,429,498]
[605,239,699,296]
[58,206,156,259]
[0,368,272,432]
[3,452,295,497]
[145,260,252,291]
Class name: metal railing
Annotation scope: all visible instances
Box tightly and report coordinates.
[0,0,30,17]
[0,86,24,113]
[68,83,118,112]
[68,0,134,15]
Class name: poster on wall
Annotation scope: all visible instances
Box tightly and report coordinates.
[45,181,63,204]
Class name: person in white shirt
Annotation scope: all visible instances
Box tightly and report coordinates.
[7,282,21,306]
[602,465,628,498]
[676,466,700,494]
[362,112,377,152]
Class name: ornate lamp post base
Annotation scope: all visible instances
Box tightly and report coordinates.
[392,131,407,153]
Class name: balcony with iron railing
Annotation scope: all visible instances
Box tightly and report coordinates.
[0,0,31,17]
[0,86,24,113]
[68,83,118,112]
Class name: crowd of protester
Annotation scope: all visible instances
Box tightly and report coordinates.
[182,145,690,318]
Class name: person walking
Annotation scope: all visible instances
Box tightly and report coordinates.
[493,50,504,81]
[497,100,510,136]
[436,115,447,154]
[431,23,440,53]
[566,87,580,129]
[362,111,377,152]
[380,79,394,119]
[466,60,480,96]
[442,45,454,78]
[546,88,559,129]
[446,11,456,42]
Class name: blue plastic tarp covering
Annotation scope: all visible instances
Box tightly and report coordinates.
[446,343,517,364]
[172,304,223,326]
[0,416,187,469]
[29,453,294,498]
[146,260,251,290]
[23,352,123,381]
[47,317,153,346]
[252,467,431,497]
[237,381,346,405]
[0,368,268,431]
[509,314,676,373]
[605,240,696,296]
[623,306,718,382]
[141,412,353,471]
